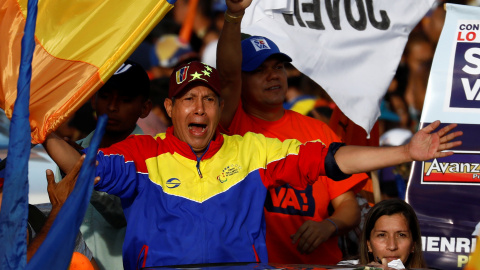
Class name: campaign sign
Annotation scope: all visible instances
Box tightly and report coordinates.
[422,153,480,184]
[408,4,480,270]
[450,25,480,109]
[418,211,478,270]
[408,123,480,270]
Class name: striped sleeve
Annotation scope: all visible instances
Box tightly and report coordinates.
[259,137,326,190]
[93,135,157,199]
[260,138,350,190]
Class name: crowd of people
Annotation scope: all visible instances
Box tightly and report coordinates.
[43,57,460,269]
[4,0,474,269]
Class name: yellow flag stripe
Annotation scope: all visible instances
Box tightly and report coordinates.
[1,0,174,143]
[20,0,173,77]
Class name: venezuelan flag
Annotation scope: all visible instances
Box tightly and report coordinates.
[0,0,176,144]
[0,0,175,269]
[0,0,37,268]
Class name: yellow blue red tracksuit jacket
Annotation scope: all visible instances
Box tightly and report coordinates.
[92,126,348,270]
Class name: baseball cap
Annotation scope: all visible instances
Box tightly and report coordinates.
[241,36,292,72]
[102,60,150,98]
[169,61,221,98]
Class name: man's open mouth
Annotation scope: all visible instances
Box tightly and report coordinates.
[188,123,207,134]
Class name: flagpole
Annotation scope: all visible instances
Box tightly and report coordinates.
[0,0,38,269]
[179,0,199,44]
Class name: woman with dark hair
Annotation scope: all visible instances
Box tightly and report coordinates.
[359,199,427,269]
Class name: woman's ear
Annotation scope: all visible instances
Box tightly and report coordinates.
[367,240,373,253]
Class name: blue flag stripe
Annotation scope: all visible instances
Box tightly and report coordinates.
[0,0,38,269]
[26,115,106,270]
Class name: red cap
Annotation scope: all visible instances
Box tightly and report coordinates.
[169,61,221,98]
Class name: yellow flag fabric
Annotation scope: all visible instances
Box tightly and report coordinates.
[0,0,175,143]
[465,236,480,270]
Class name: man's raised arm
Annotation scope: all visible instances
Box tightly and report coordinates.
[217,0,252,129]
[42,132,83,175]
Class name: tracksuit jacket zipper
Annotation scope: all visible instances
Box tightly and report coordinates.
[189,142,211,262]
[190,143,210,178]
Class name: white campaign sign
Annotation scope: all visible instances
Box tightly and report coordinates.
[422,4,480,124]
[241,0,435,134]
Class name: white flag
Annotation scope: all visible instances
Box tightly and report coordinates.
[241,0,436,134]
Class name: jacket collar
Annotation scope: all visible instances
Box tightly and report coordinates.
[165,126,224,160]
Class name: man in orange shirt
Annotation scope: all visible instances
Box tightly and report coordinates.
[216,0,369,264]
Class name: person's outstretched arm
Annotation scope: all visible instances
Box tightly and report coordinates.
[335,121,462,175]
[217,0,252,129]
[42,132,82,175]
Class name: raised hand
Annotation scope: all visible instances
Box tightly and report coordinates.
[406,120,462,161]
[225,0,252,16]
[46,155,100,210]
[46,155,85,208]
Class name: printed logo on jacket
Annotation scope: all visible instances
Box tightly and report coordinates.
[147,153,249,203]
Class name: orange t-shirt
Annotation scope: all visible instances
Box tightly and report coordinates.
[328,106,380,204]
[221,105,368,264]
